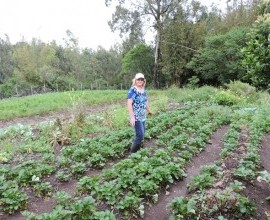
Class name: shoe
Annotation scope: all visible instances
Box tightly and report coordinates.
[130,143,141,153]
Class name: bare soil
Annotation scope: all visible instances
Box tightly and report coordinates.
[142,126,228,220]
[242,133,270,220]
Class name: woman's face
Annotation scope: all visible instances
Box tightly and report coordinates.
[136,78,145,86]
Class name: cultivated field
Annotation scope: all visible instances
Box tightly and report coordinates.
[1,84,270,220]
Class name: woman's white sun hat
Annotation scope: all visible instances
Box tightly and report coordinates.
[135,73,145,79]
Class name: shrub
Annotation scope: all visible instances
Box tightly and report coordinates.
[226,81,256,97]
[213,90,239,106]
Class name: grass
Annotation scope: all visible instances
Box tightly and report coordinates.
[0,89,167,159]
[0,89,166,121]
[0,90,127,120]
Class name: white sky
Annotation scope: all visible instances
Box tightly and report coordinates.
[0,0,226,50]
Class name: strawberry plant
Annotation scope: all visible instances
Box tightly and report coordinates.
[87,153,106,168]
[187,173,215,192]
[0,178,28,214]
[33,181,53,197]
[69,196,97,219]
[77,176,100,195]
[56,169,72,182]
[93,210,116,220]
[168,196,197,220]
[169,186,255,219]
[53,191,72,207]
[70,162,86,178]
[116,192,143,218]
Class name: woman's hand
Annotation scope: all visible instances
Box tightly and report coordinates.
[130,116,135,127]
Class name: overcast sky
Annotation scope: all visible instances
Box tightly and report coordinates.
[0,0,226,50]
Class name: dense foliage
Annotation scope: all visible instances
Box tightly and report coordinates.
[0,0,268,99]
[241,14,270,89]
[187,27,249,86]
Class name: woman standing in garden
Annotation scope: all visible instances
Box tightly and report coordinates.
[127,73,152,153]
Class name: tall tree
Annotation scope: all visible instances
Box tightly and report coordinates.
[13,38,58,87]
[161,0,207,87]
[0,35,14,84]
[79,46,122,89]
[63,30,82,85]
[105,0,184,88]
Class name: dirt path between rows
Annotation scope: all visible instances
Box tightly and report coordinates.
[142,125,228,220]
[242,133,270,220]
[261,134,270,172]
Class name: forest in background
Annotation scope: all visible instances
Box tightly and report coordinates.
[0,0,269,98]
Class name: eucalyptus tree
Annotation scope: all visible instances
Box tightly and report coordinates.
[0,35,14,84]
[63,30,82,86]
[219,0,259,33]
[161,1,207,87]
[82,46,122,89]
[10,38,63,92]
[105,0,185,88]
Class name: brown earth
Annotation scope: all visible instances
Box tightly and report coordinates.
[142,126,229,220]
[243,133,270,220]
[1,104,270,220]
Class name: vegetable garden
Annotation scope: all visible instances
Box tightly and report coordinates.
[1,85,270,219]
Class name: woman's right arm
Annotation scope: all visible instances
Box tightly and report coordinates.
[127,99,135,127]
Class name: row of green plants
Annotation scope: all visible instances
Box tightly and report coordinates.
[0,105,193,215]
[168,106,270,219]
[19,103,232,219]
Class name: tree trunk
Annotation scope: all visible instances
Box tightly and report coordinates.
[154,32,160,89]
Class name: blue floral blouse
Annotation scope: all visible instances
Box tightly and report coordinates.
[127,86,148,122]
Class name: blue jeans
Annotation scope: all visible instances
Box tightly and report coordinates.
[133,120,146,146]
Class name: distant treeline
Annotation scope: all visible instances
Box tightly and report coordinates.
[1,0,270,99]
